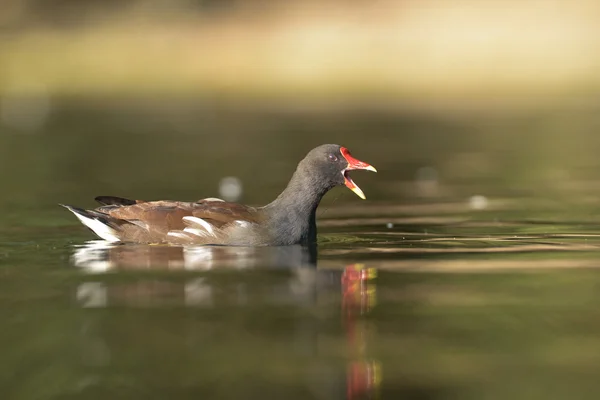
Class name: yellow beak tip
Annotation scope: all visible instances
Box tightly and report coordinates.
[351,187,367,200]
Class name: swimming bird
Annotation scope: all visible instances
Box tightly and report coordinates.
[61,144,376,245]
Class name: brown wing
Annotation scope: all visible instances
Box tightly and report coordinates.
[101,200,259,243]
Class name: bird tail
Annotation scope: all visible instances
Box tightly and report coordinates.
[60,204,121,242]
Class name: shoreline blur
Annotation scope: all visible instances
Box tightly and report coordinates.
[1,0,599,111]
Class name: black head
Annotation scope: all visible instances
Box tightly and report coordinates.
[297,144,377,199]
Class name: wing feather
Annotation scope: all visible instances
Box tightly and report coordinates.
[91,200,259,244]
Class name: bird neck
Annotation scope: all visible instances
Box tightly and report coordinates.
[263,168,330,245]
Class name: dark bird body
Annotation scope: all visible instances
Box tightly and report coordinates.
[61,144,376,245]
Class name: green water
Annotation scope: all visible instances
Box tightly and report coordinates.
[2,100,600,399]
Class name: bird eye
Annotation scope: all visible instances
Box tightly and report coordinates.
[328,154,338,162]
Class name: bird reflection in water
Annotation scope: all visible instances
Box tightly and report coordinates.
[73,240,319,307]
[71,242,381,399]
[72,240,317,272]
[341,264,381,400]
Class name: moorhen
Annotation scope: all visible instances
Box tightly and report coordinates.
[61,144,376,246]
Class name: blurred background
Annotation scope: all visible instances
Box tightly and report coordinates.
[1,0,599,219]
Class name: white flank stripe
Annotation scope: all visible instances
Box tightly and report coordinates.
[72,213,121,242]
[183,228,209,237]
[182,216,215,235]
[167,232,190,240]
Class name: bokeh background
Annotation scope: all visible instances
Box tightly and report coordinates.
[0,0,599,217]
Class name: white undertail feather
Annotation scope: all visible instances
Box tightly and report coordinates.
[70,211,121,243]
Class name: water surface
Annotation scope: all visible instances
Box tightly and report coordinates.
[2,103,600,399]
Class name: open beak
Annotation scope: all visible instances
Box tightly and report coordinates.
[340,147,377,199]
